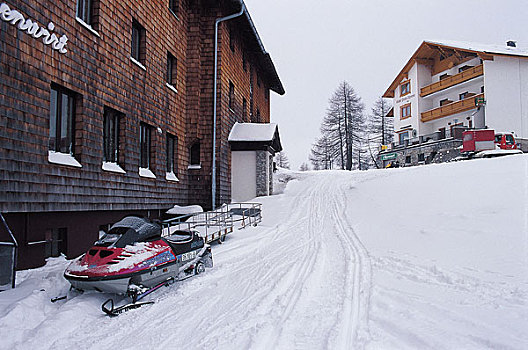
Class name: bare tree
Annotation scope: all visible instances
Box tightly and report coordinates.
[366,97,394,168]
[299,162,309,171]
[313,81,365,170]
[275,151,290,169]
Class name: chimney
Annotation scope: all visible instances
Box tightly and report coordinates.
[507,40,517,48]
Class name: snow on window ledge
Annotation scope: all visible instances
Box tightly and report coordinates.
[166,83,178,94]
[130,56,146,71]
[165,171,180,182]
[139,167,156,178]
[48,151,82,168]
[188,164,201,170]
[75,17,100,37]
[102,162,125,174]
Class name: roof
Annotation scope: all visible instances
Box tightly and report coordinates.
[383,40,528,98]
[229,122,283,153]
[228,0,285,95]
[229,122,278,141]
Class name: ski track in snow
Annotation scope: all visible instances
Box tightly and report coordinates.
[1,160,527,350]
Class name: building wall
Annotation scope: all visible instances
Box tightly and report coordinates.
[393,63,419,139]
[0,0,189,214]
[230,151,256,202]
[484,56,528,138]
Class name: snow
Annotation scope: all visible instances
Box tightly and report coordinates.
[138,167,156,179]
[426,39,528,58]
[1,155,527,349]
[47,151,82,168]
[228,122,278,142]
[102,161,125,174]
[166,204,203,215]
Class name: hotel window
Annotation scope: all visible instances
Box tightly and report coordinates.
[131,19,146,64]
[190,142,200,166]
[166,133,177,174]
[228,81,235,110]
[400,81,410,96]
[103,108,122,164]
[76,0,94,26]
[169,0,179,17]
[459,91,469,100]
[49,85,76,154]
[399,131,409,144]
[439,73,450,80]
[440,99,452,106]
[139,122,152,169]
[458,65,472,73]
[400,104,411,119]
[167,52,177,86]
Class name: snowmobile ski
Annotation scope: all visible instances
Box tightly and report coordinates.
[101,298,154,317]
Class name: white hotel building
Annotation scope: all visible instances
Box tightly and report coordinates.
[383,40,528,163]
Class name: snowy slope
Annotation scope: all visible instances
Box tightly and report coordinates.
[0,155,527,349]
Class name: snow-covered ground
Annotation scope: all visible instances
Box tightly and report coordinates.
[1,156,527,349]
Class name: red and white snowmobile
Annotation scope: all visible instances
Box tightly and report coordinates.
[64,216,212,315]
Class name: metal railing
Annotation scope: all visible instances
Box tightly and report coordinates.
[0,213,17,290]
[160,202,262,244]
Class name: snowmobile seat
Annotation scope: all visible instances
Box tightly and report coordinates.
[166,230,193,244]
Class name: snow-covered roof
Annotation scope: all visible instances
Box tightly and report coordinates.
[228,122,278,142]
[425,40,528,58]
[228,122,283,153]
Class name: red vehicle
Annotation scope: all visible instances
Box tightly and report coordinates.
[462,129,522,158]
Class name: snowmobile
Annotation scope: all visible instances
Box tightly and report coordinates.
[64,216,213,315]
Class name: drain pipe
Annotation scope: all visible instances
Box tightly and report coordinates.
[212,3,246,210]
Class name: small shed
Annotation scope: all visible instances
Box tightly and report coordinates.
[228,123,283,202]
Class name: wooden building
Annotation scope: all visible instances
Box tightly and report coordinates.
[0,0,284,269]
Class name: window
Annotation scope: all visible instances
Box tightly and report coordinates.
[103,108,122,163]
[458,65,472,73]
[399,131,409,144]
[166,133,177,173]
[400,104,411,119]
[459,91,469,100]
[190,142,200,166]
[49,85,76,154]
[481,86,485,93]
[242,98,247,121]
[242,52,247,71]
[44,228,67,258]
[418,153,425,162]
[169,0,179,16]
[131,19,146,64]
[76,0,93,25]
[440,99,452,106]
[400,81,410,96]
[139,123,152,169]
[439,73,450,80]
[228,81,235,110]
[405,155,411,164]
[167,52,177,86]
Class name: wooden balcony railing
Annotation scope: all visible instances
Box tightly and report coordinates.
[420,64,484,97]
[421,93,484,122]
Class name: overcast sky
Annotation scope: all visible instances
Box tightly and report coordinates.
[243,0,528,169]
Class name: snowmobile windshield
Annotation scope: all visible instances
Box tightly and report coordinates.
[96,217,161,248]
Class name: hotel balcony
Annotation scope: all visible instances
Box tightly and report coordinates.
[421,93,484,122]
[420,64,484,97]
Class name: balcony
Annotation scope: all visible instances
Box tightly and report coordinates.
[420,64,483,97]
[421,93,484,122]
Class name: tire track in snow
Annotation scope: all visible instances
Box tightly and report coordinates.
[324,176,372,349]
